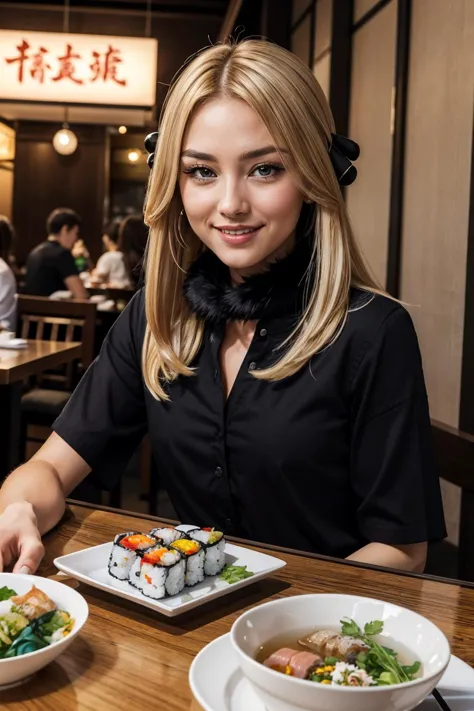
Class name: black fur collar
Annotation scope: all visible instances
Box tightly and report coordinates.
[183,237,314,324]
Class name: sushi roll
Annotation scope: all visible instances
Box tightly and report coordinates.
[149,526,187,546]
[139,545,185,599]
[188,527,226,576]
[170,538,205,587]
[108,532,158,581]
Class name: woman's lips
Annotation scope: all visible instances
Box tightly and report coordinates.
[214,226,263,245]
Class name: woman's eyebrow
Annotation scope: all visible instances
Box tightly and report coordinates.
[181,145,286,161]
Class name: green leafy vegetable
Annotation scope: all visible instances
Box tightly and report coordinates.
[0,586,17,601]
[219,564,254,584]
[340,618,420,685]
[2,625,49,658]
[37,610,73,642]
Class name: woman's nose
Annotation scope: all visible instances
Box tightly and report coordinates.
[217,180,250,217]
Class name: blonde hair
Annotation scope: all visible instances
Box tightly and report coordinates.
[143,39,387,400]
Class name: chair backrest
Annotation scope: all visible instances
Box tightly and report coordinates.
[17,296,97,387]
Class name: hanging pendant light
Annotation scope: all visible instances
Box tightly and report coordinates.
[52,2,77,155]
[53,106,78,155]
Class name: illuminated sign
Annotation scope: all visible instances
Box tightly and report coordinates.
[0,30,158,107]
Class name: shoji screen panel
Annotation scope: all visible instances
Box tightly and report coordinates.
[313,0,333,99]
[291,11,312,66]
[346,0,397,286]
[354,0,383,23]
[400,0,474,429]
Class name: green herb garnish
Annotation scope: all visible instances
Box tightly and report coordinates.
[219,564,254,584]
[340,618,421,685]
[0,586,17,601]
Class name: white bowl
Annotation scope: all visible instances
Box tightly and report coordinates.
[230,593,450,711]
[0,572,89,689]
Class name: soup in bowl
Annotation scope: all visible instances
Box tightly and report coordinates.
[230,594,450,711]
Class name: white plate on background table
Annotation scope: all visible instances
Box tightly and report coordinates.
[54,525,286,618]
[190,633,474,711]
[0,338,28,350]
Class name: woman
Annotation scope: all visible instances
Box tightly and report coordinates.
[93,219,131,288]
[116,214,148,288]
[0,215,17,330]
[0,40,445,576]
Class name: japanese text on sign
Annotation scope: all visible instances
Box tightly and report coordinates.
[0,30,158,107]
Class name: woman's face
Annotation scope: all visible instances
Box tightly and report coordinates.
[179,98,304,278]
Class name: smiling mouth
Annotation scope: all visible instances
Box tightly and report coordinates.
[214,226,263,235]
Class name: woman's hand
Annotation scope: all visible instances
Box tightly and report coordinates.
[0,501,45,574]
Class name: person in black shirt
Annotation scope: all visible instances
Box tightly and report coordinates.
[0,40,445,576]
[24,207,87,299]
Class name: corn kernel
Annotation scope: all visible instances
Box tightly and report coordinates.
[321,679,331,685]
[285,665,292,675]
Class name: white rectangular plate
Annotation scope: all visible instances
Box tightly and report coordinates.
[54,531,286,617]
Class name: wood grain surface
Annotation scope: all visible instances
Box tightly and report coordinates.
[0,341,82,385]
[3,503,474,710]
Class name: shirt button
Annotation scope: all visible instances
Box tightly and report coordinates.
[259,328,267,337]
[225,517,232,527]
[248,361,257,372]
[215,466,223,478]
[214,369,218,381]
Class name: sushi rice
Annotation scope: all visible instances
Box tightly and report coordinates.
[139,545,185,599]
[108,532,158,581]
[188,527,226,576]
[149,526,186,546]
[170,538,205,587]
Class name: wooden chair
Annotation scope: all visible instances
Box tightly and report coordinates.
[16,295,124,507]
[431,420,474,581]
[17,295,97,468]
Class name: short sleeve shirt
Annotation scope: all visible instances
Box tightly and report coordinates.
[53,288,446,558]
[25,240,78,296]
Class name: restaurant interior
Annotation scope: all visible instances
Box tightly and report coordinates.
[0,1,474,707]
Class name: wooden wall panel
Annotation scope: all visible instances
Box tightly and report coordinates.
[400,0,474,428]
[315,0,333,54]
[292,0,312,24]
[291,13,311,66]
[346,1,397,286]
[13,122,107,264]
[354,0,383,23]
[313,53,331,98]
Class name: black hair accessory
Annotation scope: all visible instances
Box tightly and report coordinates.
[329,133,360,186]
[144,129,360,186]
[144,131,159,168]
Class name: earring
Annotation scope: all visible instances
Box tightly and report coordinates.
[304,199,312,204]
[176,209,187,248]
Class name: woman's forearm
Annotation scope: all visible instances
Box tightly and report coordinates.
[346,542,427,572]
[0,460,67,535]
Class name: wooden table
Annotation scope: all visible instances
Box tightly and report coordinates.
[3,502,474,710]
[0,341,82,478]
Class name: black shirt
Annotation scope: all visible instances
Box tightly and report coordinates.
[53,288,446,558]
[25,240,78,296]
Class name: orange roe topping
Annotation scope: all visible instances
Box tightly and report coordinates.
[142,547,170,564]
[122,534,155,551]
[171,539,200,556]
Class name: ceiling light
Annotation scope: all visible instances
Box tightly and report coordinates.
[118,125,127,134]
[128,150,139,162]
[53,126,78,155]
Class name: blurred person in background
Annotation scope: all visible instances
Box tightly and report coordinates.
[92,218,131,288]
[117,214,148,288]
[0,215,17,330]
[24,208,87,299]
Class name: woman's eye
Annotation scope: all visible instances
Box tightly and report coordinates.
[251,163,285,179]
[182,165,216,182]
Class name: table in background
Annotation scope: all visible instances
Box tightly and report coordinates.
[3,501,474,710]
[0,340,82,478]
